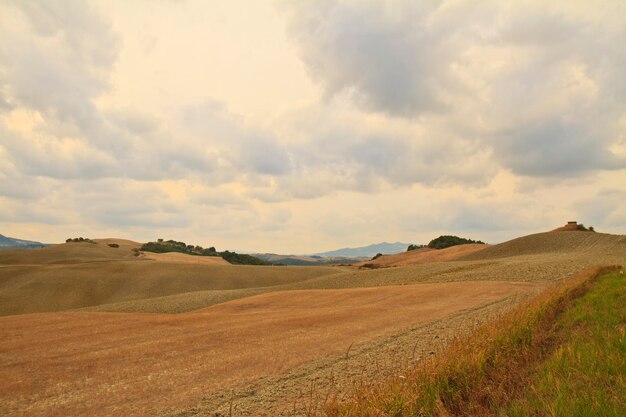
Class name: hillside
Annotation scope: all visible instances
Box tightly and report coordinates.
[314,242,411,258]
[2,230,625,316]
[253,253,368,266]
[0,234,47,249]
[0,241,342,316]
[0,240,137,264]
[460,231,626,261]
[354,243,488,268]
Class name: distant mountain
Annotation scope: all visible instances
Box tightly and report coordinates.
[0,234,47,249]
[253,253,368,266]
[314,242,412,258]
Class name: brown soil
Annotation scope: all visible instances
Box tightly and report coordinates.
[354,244,488,268]
[0,281,538,417]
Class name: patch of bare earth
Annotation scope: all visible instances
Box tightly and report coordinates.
[0,281,539,417]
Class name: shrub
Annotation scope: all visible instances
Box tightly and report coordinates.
[108,243,119,248]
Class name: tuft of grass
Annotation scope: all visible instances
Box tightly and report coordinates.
[324,265,622,416]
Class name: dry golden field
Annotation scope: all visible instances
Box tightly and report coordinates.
[0,230,625,416]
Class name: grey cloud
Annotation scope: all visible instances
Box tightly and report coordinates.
[276,117,499,198]
[1,1,119,134]
[495,120,625,177]
[65,179,190,228]
[0,171,49,201]
[283,0,445,116]
[107,110,158,135]
[0,200,69,225]
[179,101,293,178]
[0,126,118,180]
[575,188,626,230]
[240,136,292,176]
[284,1,626,179]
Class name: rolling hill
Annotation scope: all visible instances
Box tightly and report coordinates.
[354,243,488,268]
[0,241,343,316]
[459,231,626,261]
[314,241,411,257]
[0,234,47,249]
[252,253,368,265]
[1,229,624,317]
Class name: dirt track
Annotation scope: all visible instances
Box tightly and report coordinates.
[0,281,539,417]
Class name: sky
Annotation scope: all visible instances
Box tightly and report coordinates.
[0,0,625,254]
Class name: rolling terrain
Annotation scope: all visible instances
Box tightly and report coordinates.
[252,253,368,266]
[0,242,342,316]
[0,229,625,416]
[313,241,411,257]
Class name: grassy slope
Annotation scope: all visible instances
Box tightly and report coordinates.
[503,270,625,417]
[325,266,623,417]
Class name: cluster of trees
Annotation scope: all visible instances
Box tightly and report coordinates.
[575,224,595,232]
[66,237,96,244]
[139,239,269,265]
[220,251,270,265]
[427,235,485,250]
[407,244,427,251]
[140,239,217,256]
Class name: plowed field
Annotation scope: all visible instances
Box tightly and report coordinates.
[0,281,538,417]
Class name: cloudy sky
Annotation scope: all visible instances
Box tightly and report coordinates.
[1,0,625,253]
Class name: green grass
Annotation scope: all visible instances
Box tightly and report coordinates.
[502,270,625,417]
[324,266,623,417]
